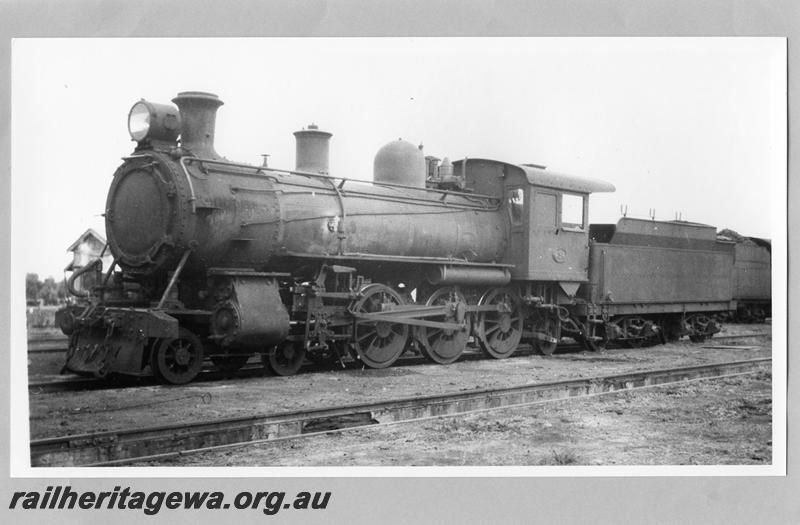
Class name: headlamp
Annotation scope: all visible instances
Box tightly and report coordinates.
[127,99,181,144]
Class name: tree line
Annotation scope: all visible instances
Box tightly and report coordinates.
[26,273,68,306]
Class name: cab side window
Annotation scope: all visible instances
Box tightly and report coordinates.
[561,193,585,229]
[507,188,525,226]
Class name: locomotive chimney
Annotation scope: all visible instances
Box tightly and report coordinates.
[294,123,332,175]
[172,91,224,159]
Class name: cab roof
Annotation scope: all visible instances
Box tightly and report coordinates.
[518,163,615,194]
[453,158,615,194]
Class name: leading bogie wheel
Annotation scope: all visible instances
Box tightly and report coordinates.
[151,327,204,385]
[266,342,306,376]
[417,287,471,365]
[476,287,522,359]
[351,283,409,369]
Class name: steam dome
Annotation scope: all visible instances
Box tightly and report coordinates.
[373,139,426,188]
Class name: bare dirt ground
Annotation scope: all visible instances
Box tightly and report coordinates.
[27,326,772,442]
[27,352,67,377]
[137,371,771,466]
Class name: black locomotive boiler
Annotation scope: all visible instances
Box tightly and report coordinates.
[56,91,756,384]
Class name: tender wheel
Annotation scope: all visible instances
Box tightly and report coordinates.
[476,287,522,359]
[417,287,471,365]
[619,316,652,348]
[532,313,561,355]
[351,284,409,368]
[266,342,306,376]
[686,314,714,343]
[583,322,608,352]
[151,328,204,385]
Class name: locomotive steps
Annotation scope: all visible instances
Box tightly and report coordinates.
[30,357,771,467]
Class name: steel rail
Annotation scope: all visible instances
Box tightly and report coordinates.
[26,331,766,356]
[27,333,767,393]
[27,346,68,355]
[27,345,538,395]
[26,337,68,353]
[30,357,771,467]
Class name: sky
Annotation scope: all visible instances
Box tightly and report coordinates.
[11,37,786,280]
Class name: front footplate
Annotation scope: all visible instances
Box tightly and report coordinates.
[64,308,178,378]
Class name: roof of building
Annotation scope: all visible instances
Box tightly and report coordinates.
[66,228,106,253]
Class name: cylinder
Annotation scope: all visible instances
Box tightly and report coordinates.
[294,124,332,174]
[172,91,224,159]
[425,266,511,286]
[210,275,290,347]
[374,139,426,187]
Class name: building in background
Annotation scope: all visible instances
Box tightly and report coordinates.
[64,228,114,294]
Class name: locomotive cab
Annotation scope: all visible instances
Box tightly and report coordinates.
[454,159,615,287]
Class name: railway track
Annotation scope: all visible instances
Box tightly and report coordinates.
[28,366,269,394]
[30,357,771,467]
[27,337,69,354]
[27,331,767,355]
[27,345,534,394]
[27,333,768,394]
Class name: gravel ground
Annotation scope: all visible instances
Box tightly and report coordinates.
[27,326,772,441]
[136,371,772,466]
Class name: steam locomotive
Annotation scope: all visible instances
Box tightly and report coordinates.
[55,91,770,384]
